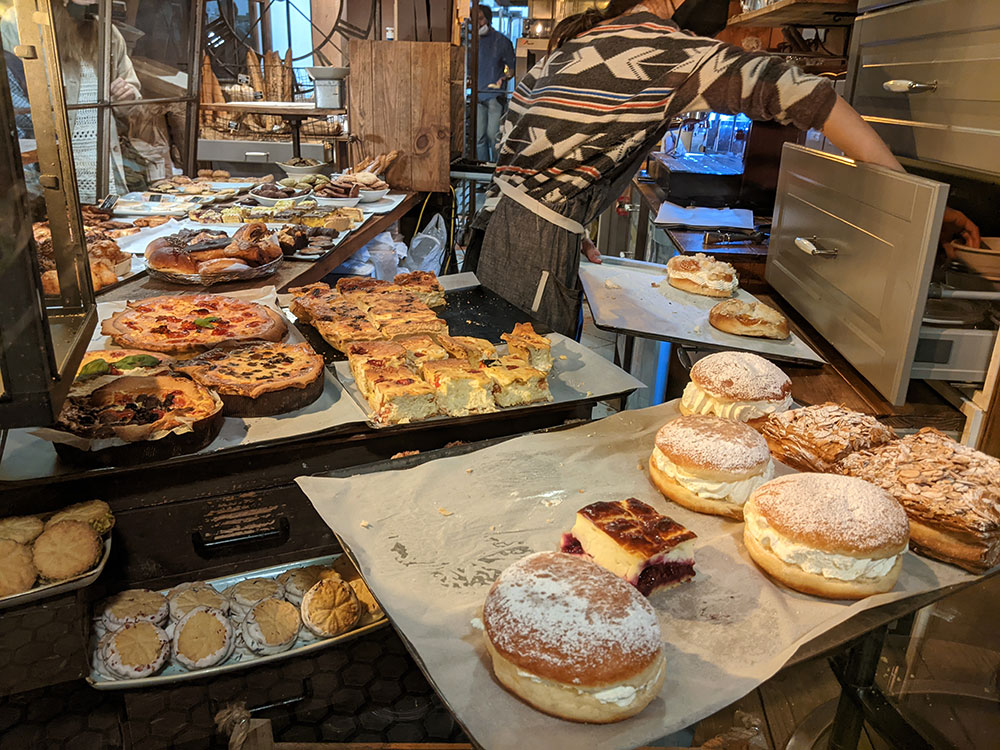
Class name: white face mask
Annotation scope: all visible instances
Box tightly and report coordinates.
[479,24,489,36]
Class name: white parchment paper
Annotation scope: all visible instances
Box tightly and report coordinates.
[2,287,368,480]
[296,400,979,750]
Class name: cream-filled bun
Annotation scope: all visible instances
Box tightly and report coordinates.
[743,474,909,600]
[679,351,792,424]
[482,552,665,724]
[649,415,774,520]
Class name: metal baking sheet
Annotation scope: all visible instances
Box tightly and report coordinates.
[0,287,369,482]
[333,332,644,429]
[87,553,387,690]
[579,256,825,365]
[0,535,112,611]
[296,399,981,750]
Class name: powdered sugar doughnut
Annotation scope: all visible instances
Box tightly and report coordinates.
[680,351,792,424]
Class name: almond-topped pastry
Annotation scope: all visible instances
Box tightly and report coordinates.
[665,252,738,298]
[0,515,44,545]
[172,607,234,670]
[680,351,792,424]
[709,298,789,340]
[365,365,439,424]
[436,335,497,365]
[482,552,666,723]
[0,539,37,596]
[278,565,341,607]
[485,356,552,407]
[758,403,896,473]
[102,588,170,629]
[837,428,1000,573]
[501,323,552,373]
[743,474,909,599]
[102,621,170,679]
[560,498,697,595]
[227,577,284,618]
[650,415,774,520]
[241,597,301,654]
[168,582,229,621]
[420,359,497,417]
[32,520,102,582]
[300,577,362,637]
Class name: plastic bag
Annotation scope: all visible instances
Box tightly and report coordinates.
[401,213,446,273]
[333,231,406,277]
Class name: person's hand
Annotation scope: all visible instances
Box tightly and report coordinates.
[941,207,980,257]
[581,237,602,264]
[110,77,139,102]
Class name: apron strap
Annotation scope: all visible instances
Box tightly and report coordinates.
[494,179,586,236]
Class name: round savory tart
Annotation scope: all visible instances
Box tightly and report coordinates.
[173,342,325,417]
[54,375,224,467]
[101,295,287,355]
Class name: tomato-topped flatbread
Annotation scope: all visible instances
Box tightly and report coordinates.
[101,295,287,355]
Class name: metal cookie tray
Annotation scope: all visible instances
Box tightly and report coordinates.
[87,553,387,690]
[579,256,825,365]
[0,536,112,611]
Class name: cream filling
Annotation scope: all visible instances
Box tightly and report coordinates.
[744,509,902,581]
[571,516,694,584]
[680,381,792,422]
[516,660,664,708]
[652,448,773,505]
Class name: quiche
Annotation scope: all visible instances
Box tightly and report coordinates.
[101,295,287,355]
[174,342,325,417]
[53,375,224,466]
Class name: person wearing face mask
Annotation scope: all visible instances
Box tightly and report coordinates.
[2,0,141,203]
[466,0,980,337]
[475,4,515,163]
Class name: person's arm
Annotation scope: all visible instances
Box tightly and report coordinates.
[821,95,902,172]
[110,28,141,101]
[500,38,516,85]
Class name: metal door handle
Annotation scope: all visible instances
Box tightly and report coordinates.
[795,236,838,258]
[883,79,938,94]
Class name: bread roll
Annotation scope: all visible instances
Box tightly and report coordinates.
[709,298,789,340]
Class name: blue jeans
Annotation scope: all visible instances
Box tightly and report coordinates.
[476,97,503,163]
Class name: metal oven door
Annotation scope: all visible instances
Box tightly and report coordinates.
[765,144,949,405]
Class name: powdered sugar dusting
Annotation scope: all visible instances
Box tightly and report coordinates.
[750,474,909,552]
[691,351,790,402]
[483,552,661,684]
[655,415,770,472]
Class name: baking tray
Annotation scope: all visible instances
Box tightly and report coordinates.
[0,535,111,610]
[332,332,641,429]
[87,553,387,690]
[578,256,825,366]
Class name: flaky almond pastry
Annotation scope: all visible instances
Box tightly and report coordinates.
[743,474,909,599]
[650,414,774,520]
[758,403,896,473]
[837,427,1000,573]
[483,552,665,723]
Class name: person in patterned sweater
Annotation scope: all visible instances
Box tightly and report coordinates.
[469,0,979,337]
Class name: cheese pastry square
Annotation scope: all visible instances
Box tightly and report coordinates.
[421,360,497,416]
[396,335,449,369]
[486,357,553,407]
[366,366,439,424]
[380,318,449,340]
[313,318,384,353]
[501,322,553,373]
[346,340,408,396]
[394,271,446,307]
[436,335,497,365]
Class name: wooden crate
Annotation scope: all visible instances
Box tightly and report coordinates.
[349,41,462,193]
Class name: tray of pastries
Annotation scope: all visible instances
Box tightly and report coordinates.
[188,204,364,232]
[87,554,385,689]
[0,500,114,609]
[144,222,283,285]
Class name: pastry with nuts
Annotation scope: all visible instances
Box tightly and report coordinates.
[837,428,1000,573]
[757,403,896,473]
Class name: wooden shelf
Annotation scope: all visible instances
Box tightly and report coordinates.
[728,0,857,27]
[200,101,345,117]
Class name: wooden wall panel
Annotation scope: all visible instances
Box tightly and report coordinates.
[348,40,457,192]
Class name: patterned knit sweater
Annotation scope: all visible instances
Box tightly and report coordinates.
[484,9,836,226]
